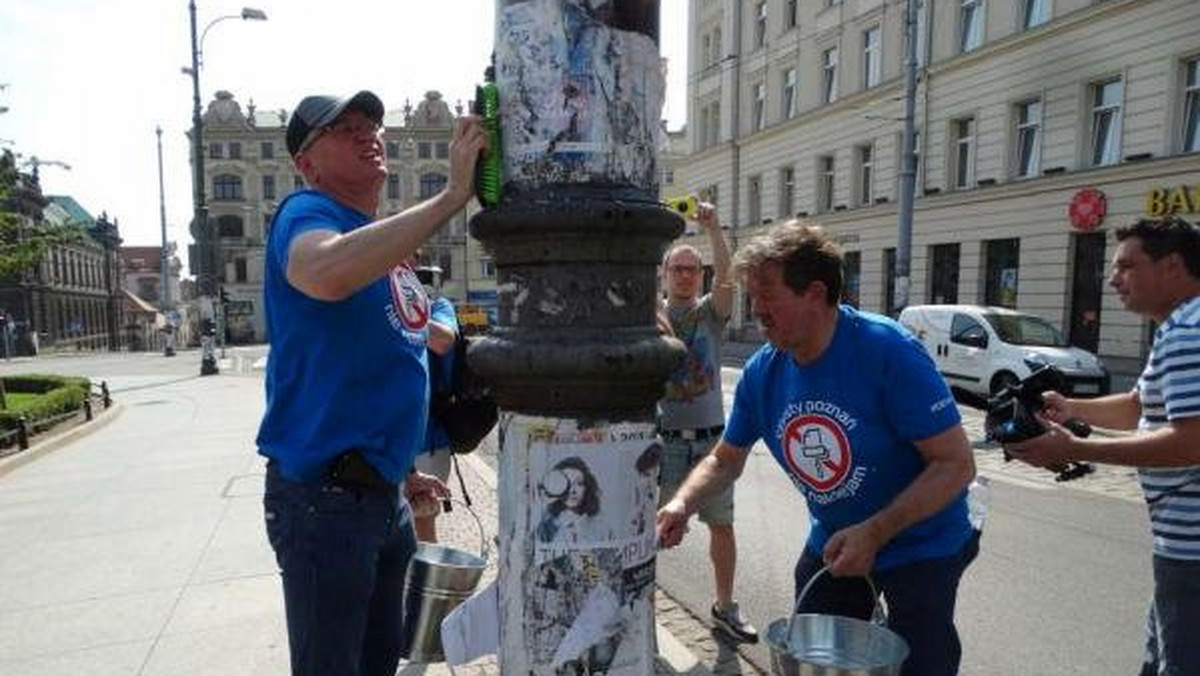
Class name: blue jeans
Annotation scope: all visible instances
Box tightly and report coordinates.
[264,463,417,676]
[1139,555,1200,676]
[793,532,979,676]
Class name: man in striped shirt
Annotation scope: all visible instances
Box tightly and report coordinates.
[1008,216,1200,676]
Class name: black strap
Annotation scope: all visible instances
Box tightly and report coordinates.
[451,453,472,508]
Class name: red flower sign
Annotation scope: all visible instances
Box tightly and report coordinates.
[1068,188,1107,232]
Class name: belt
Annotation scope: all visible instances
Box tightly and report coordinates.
[326,450,394,493]
[660,425,725,441]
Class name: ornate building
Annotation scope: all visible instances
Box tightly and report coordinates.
[677,0,1200,385]
[190,90,493,343]
[0,195,124,353]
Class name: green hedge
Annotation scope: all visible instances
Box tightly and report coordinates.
[0,375,91,431]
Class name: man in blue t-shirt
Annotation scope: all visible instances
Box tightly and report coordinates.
[256,90,485,676]
[657,221,977,676]
[1007,217,1200,676]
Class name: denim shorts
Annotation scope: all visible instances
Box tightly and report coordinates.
[264,463,416,676]
[658,436,735,526]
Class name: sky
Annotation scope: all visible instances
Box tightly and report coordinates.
[0,0,689,255]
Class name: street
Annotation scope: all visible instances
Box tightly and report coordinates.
[655,367,1153,675]
[0,350,1159,675]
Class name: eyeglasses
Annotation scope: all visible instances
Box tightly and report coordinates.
[667,264,702,275]
[298,118,383,154]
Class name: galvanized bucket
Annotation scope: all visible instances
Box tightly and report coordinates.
[766,566,909,676]
[398,499,489,663]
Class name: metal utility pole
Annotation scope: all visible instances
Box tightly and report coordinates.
[185,2,267,375]
[156,126,176,357]
[895,0,920,314]
[469,1,684,672]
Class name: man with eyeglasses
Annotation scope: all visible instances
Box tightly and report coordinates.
[656,202,758,642]
[256,90,486,676]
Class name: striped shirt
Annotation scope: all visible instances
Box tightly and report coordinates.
[1137,295,1200,560]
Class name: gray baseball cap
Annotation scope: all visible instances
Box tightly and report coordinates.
[286,90,384,156]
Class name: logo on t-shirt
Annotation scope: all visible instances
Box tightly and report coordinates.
[781,413,852,492]
[388,265,429,332]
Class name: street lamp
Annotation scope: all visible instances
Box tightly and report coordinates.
[186,1,267,376]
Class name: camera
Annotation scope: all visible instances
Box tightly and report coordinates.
[984,365,1095,482]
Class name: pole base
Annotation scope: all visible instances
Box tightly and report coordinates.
[164,347,176,357]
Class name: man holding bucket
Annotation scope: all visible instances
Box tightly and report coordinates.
[256,91,486,676]
[658,221,978,676]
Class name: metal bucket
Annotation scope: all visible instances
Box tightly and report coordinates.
[766,567,908,676]
[398,499,489,663]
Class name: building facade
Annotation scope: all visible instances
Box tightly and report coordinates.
[0,196,125,353]
[191,90,494,343]
[677,0,1200,384]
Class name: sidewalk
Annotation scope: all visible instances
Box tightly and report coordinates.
[0,373,732,676]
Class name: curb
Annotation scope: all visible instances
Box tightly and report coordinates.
[0,402,125,478]
[457,453,711,675]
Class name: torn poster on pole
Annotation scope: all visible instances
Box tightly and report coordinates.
[499,415,660,675]
[495,0,666,192]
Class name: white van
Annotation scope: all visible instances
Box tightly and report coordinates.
[898,304,1110,398]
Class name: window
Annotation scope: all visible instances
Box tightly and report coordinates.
[260,141,274,159]
[703,102,721,148]
[953,117,976,189]
[1090,78,1123,166]
[293,174,304,190]
[785,0,798,29]
[235,258,248,283]
[752,82,766,132]
[262,175,276,200]
[386,141,399,159]
[213,174,243,201]
[228,142,241,160]
[748,175,762,224]
[960,0,983,53]
[984,238,1020,307]
[842,251,861,308]
[436,142,449,159]
[1183,57,1200,152]
[857,144,874,206]
[420,173,447,199]
[1023,0,1049,30]
[217,215,244,238]
[863,28,881,89]
[929,243,960,304]
[208,142,223,159]
[817,155,835,213]
[782,68,797,120]
[480,258,495,279]
[418,142,432,159]
[822,47,839,103]
[754,1,767,49]
[779,166,795,217]
[387,174,401,199]
[700,184,719,206]
[883,247,897,317]
[915,0,928,68]
[1014,99,1042,178]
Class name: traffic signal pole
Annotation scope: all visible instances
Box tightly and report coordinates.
[469,1,683,672]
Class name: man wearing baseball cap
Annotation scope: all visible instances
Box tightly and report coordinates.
[256,90,486,676]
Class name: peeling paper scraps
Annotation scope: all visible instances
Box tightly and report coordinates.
[496,0,666,191]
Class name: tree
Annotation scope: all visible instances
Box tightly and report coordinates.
[0,149,84,279]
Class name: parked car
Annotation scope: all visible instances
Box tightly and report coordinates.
[898,304,1110,398]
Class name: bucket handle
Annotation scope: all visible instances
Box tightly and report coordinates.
[444,497,490,562]
[790,565,887,633]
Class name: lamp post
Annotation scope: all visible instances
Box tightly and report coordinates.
[186,1,266,376]
[156,126,176,357]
